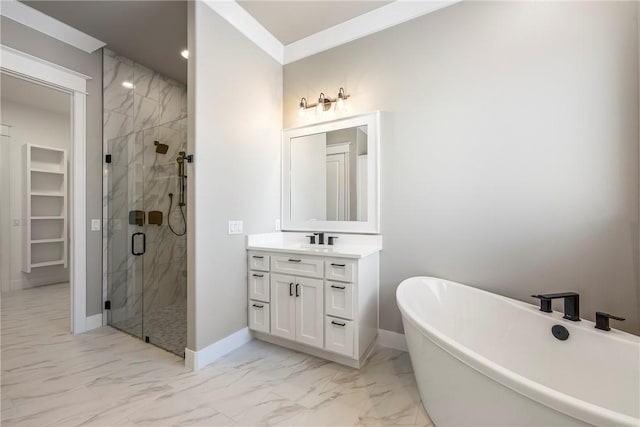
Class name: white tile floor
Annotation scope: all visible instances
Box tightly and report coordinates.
[1,283,432,427]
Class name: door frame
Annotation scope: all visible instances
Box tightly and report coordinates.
[0,44,91,334]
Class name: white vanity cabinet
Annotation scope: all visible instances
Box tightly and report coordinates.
[247,246,380,368]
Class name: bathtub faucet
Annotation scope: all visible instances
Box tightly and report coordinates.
[531,292,581,321]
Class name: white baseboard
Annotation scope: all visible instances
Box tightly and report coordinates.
[185,327,252,371]
[85,313,103,331]
[377,328,408,352]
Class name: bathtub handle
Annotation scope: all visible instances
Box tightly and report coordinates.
[331,321,346,327]
[595,312,625,331]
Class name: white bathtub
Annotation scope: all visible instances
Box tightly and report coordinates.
[397,277,640,427]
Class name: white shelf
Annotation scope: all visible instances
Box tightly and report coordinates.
[23,144,68,273]
[31,192,64,197]
[30,260,65,268]
[31,168,64,175]
[31,238,64,244]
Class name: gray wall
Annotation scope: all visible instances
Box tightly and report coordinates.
[284,1,640,334]
[1,17,104,316]
[188,2,282,350]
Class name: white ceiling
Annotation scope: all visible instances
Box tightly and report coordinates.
[237,1,392,45]
[1,74,70,116]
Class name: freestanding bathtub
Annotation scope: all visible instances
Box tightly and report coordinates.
[397,277,640,427]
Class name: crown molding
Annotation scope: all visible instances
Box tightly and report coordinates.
[202,0,284,64]
[0,0,105,53]
[283,0,461,64]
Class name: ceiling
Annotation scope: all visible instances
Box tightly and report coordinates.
[19,0,396,82]
[22,1,188,83]
[1,74,70,115]
[237,1,392,45]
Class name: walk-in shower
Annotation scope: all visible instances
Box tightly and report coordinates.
[105,118,188,356]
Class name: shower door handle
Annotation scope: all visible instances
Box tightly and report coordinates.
[131,232,146,256]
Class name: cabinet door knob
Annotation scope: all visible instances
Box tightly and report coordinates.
[289,282,293,296]
[331,321,346,327]
[295,283,300,297]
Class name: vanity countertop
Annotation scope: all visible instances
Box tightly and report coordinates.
[246,232,382,259]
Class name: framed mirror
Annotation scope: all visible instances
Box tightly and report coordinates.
[282,112,379,233]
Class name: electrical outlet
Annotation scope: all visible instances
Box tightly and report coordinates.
[228,220,243,235]
[275,219,281,231]
[91,219,101,231]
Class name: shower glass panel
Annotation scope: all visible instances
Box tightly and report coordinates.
[107,117,187,357]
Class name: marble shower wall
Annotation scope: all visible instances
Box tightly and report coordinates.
[103,48,187,336]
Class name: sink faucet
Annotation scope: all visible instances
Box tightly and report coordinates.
[313,232,325,245]
[531,292,580,321]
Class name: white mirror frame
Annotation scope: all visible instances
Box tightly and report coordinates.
[282,111,380,234]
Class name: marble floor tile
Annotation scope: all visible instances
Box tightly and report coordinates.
[1,283,429,427]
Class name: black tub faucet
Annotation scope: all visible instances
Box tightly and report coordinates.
[313,232,325,245]
[531,292,581,321]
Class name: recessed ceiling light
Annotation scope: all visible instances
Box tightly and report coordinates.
[181,49,189,59]
[122,81,134,89]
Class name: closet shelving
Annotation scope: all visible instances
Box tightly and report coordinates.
[22,144,67,273]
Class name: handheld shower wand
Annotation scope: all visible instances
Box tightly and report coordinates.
[168,151,188,236]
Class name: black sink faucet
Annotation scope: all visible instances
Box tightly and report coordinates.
[313,232,325,245]
[531,292,581,321]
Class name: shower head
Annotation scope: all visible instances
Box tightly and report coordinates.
[154,140,169,154]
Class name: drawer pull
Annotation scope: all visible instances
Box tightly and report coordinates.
[252,255,264,259]
[289,282,293,296]
[252,273,264,278]
[331,320,346,327]
[252,304,264,308]
[331,263,346,267]
[288,258,301,263]
[331,284,346,290]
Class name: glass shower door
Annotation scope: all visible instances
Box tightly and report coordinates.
[106,118,187,357]
[106,132,144,339]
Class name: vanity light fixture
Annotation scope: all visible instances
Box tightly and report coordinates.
[298,97,307,117]
[297,88,350,116]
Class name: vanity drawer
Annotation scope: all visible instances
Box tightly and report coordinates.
[325,259,356,283]
[271,255,323,278]
[249,300,270,333]
[249,253,270,271]
[325,281,354,320]
[248,272,270,302]
[325,317,354,357]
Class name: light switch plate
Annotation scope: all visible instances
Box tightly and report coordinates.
[91,219,101,231]
[228,220,243,235]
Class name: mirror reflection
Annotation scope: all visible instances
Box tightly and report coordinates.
[290,125,368,222]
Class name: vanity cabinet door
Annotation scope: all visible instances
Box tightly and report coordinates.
[295,276,324,348]
[270,274,296,340]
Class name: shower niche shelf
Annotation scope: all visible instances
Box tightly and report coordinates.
[22,144,67,273]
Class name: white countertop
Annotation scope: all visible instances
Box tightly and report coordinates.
[246,232,382,259]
